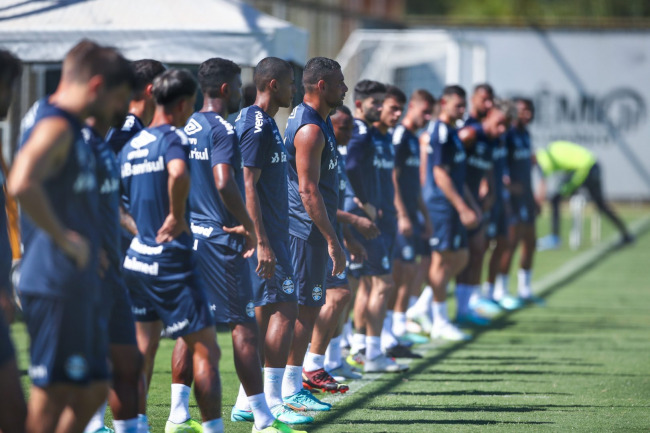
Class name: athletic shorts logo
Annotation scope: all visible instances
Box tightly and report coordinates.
[246,302,255,318]
[520,206,529,221]
[336,270,346,280]
[312,285,323,301]
[430,237,440,247]
[453,235,461,249]
[382,256,390,270]
[65,354,88,381]
[487,223,496,238]
[402,245,414,261]
[282,278,295,294]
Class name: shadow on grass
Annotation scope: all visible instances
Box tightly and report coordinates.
[381,390,570,397]
[330,419,554,426]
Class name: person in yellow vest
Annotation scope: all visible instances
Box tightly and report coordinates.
[535,140,632,249]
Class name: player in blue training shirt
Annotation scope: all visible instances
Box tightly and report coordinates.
[282,57,347,412]
[391,89,435,348]
[0,49,26,433]
[10,41,134,433]
[372,85,421,359]
[230,57,313,426]
[496,98,541,306]
[83,114,142,433]
[423,85,480,342]
[119,68,225,433]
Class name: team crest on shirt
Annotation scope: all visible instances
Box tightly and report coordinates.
[381,256,390,270]
[312,285,323,301]
[246,301,255,318]
[402,245,414,261]
[282,278,295,294]
[65,354,88,381]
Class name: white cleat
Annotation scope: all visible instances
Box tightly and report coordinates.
[328,360,362,381]
[430,321,472,341]
[364,354,409,373]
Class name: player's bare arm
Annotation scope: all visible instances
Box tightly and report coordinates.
[157,158,190,243]
[8,117,90,268]
[336,208,379,240]
[243,165,275,278]
[393,165,413,237]
[433,164,478,229]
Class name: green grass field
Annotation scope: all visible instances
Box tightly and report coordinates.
[9,203,650,432]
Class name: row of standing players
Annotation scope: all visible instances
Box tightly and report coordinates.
[0,41,539,433]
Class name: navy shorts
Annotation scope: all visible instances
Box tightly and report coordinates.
[195,239,256,324]
[510,194,536,225]
[0,309,15,366]
[22,294,108,387]
[325,255,349,289]
[486,204,508,239]
[104,267,137,346]
[123,251,215,338]
[290,235,328,307]
[394,216,428,263]
[429,212,468,252]
[348,223,391,278]
[249,238,297,307]
[378,215,397,260]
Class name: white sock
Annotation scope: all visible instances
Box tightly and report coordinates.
[366,335,382,360]
[468,284,481,306]
[518,269,533,298]
[350,332,366,354]
[392,312,407,337]
[303,352,325,372]
[201,418,224,433]
[493,274,509,300]
[249,393,275,431]
[281,365,304,398]
[264,367,284,409]
[137,414,149,433]
[432,301,449,325]
[483,282,495,300]
[341,320,352,348]
[408,295,418,310]
[234,383,251,411]
[84,400,107,432]
[410,285,433,315]
[113,418,139,433]
[381,311,398,350]
[455,284,472,316]
[168,383,191,424]
[325,336,342,371]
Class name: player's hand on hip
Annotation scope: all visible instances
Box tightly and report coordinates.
[460,207,480,229]
[329,238,346,276]
[156,214,190,244]
[222,225,257,259]
[398,214,413,237]
[256,241,276,279]
[354,215,380,239]
[59,229,91,269]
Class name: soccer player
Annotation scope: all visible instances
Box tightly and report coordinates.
[118,68,223,433]
[82,111,142,433]
[282,56,347,410]
[0,49,26,433]
[537,140,633,249]
[391,89,435,345]
[346,80,408,372]
[423,85,479,341]
[10,40,133,433]
[455,101,508,326]
[231,57,313,424]
[489,99,538,307]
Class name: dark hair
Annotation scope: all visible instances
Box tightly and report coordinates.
[198,58,241,98]
[384,85,407,105]
[132,59,166,95]
[152,68,197,107]
[302,57,341,91]
[410,89,435,105]
[254,57,292,91]
[473,83,494,97]
[514,97,535,114]
[442,85,466,99]
[332,105,352,118]
[63,39,135,90]
[0,50,22,86]
[353,79,386,102]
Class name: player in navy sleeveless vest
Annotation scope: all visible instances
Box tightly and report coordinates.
[282,57,347,411]
[423,85,479,342]
[0,49,25,433]
[83,116,142,433]
[119,68,225,433]
[455,100,508,327]
[10,41,134,433]
[391,90,435,350]
[231,58,315,424]
[496,98,540,307]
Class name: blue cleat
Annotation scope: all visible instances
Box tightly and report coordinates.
[499,294,525,311]
[399,332,429,345]
[470,297,503,318]
[230,407,254,422]
[271,404,314,424]
[456,311,491,327]
[283,389,331,412]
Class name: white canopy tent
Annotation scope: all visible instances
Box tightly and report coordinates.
[0,0,308,65]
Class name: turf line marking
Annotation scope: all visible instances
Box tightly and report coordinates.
[310,215,650,430]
